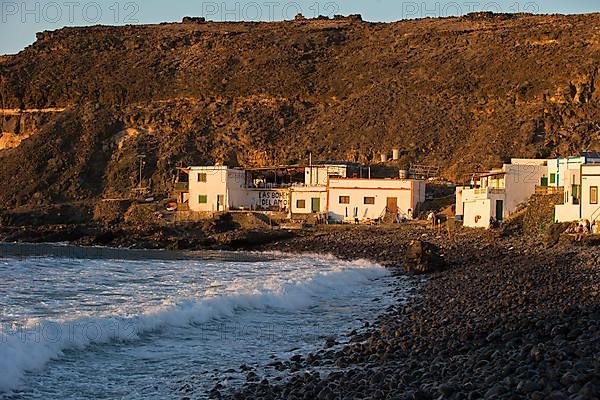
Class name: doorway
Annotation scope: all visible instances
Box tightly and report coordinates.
[495,199,504,221]
[217,194,225,211]
[311,198,320,213]
[386,197,398,213]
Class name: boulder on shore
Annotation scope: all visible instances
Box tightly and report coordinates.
[404,240,446,274]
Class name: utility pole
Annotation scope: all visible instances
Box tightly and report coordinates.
[137,154,146,192]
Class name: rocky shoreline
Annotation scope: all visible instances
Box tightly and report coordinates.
[223,226,600,400]
[1,219,599,399]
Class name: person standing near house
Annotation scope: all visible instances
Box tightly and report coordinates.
[407,208,413,220]
[427,211,436,228]
[575,223,585,242]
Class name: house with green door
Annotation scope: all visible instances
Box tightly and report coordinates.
[551,152,600,222]
[457,159,549,228]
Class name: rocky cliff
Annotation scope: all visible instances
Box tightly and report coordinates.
[1,13,600,207]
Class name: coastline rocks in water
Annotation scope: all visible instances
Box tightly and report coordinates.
[224,226,600,400]
[403,240,446,274]
[211,229,296,249]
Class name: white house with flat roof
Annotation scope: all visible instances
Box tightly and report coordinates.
[291,162,359,216]
[290,185,328,215]
[187,166,246,212]
[549,153,600,222]
[581,165,600,223]
[458,159,548,228]
[326,178,426,222]
[180,164,425,220]
[550,153,600,223]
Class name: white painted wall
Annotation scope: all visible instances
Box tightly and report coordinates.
[188,166,246,212]
[461,159,548,228]
[463,198,492,228]
[245,189,290,211]
[305,165,348,186]
[326,178,423,222]
[455,186,465,217]
[503,163,548,217]
[462,188,505,227]
[581,165,600,223]
[226,169,247,210]
[290,187,328,214]
[555,204,581,222]
[547,157,585,188]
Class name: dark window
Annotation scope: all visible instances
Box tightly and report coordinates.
[339,196,350,204]
[198,173,207,182]
[364,197,375,205]
[573,184,580,205]
[296,199,306,209]
[591,186,598,205]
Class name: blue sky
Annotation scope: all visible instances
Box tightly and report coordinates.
[1,0,598,54]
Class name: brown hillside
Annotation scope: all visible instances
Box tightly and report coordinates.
[1,13,600,207]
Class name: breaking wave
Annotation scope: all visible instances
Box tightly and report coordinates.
[0,258,387,393]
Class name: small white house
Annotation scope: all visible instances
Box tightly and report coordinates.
[551,153,600,222]
[326,178,426,222]
[554,162,600,223]
[581,165,600,223]
[459,159,548,228]
[187,166,246,212]
[290,185,328,215]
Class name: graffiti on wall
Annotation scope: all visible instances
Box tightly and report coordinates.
[250,190,289,210]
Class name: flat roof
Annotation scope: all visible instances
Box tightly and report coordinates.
[475,170,506,178]
[311,161,360,167]
[188,165,242,170]
[244,165,303,171]
[328,177,418,182]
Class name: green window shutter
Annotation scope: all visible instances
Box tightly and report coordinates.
[198,195,208,204]
[550,173,556,184]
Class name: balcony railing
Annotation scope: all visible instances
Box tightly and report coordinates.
[174,182,189,191]
[473,187,505,195]
[535,186,564,195]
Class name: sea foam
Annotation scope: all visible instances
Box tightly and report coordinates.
[0,257,387,393]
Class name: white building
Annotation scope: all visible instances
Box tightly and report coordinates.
[581,165,600,223]
[304,162,358,186]
[326,178,426,222]
[291,162,359,216]
[458,159,548,228]
[552,153,600,223]
[548,152,600,222]
[181,164,426,221]
[290,186,328,215]
[187,166,246,212]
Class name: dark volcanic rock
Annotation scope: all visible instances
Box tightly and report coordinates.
[225,225,600,400]
[2,14,600,207]
[403,240,446,274]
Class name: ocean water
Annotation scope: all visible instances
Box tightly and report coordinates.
[0,243,405,399]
